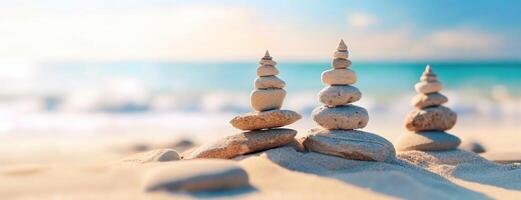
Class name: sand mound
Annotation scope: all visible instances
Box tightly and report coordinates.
[240,147,488,200]
[2,147,521,199]
[398,150,521,198]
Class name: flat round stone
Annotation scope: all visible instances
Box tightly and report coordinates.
[319,85,361,106]
[257,66,279,77]
[254,76,285,89]
[303,129,396,161]
[143,159,249,192]
[120,149,180,163]
[332,58,352,69]
[333,51,349,59]
[186,128,297,159]
[396,131,461,151]
[321,69,357,85]
[259,59,277,66]
[405,106,457,131]
[312,105,368,130]
[230,110,302,131]
[250,88,286,111]
[411,92,448,108]
[415,81,443,94]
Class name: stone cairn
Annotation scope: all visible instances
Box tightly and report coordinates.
[303,40,396,162]
[186,51,302,159]
[397,65,460,151]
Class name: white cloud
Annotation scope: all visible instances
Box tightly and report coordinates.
[348,12,377,29]
[0,4,511,62]
[410,29,504,59]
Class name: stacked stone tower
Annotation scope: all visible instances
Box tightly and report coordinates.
[397,65,460,151]
[303,40,396,162]
[186,51,302,159]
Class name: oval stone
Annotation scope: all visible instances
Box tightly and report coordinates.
[333,51,349,59]
[321,69,357,85]
[143,159,249,192]
[405,106,457,131]
[259,59,277,66]
[250,89,286,111]
[415,81,443,94]
[254,76,285,89]
[186,128,297,159]
[257,66,279,77]
[319,86,361,106]
[332,58,352,69]
[396,131,461,151]
[303,129,396,161]
[312,105,369,130]
[411,92,448,108]
[230,110,302,131]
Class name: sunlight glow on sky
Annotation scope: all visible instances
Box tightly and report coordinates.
[0,0,520,62]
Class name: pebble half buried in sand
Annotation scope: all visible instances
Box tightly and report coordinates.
[318,85,361,106]
[120,149,180,163]
[250,88,286,111]
[230,110,302,131]
[405,106,457,132]
[143,159,249,192]
[396,131,461,151]
[411,92,448,109]
[186,128,297,159]
[303,129,396,162]
[321,69,357,85]
[312,105,368,130]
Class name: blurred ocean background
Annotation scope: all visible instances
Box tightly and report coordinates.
[0,61,520,140]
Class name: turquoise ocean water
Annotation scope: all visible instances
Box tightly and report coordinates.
[2,61,520,115]
[45,61,521,96]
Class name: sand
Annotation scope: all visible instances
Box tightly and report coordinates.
[2,145,521,199]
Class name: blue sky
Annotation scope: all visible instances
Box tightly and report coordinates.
[0,0,520,62]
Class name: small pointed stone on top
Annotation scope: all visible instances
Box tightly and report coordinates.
[263,50,272,60]
[420,65,438,82]
[337,39,348,52]
[425,65,432,73]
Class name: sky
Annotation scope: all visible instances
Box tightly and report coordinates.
[1,0,520,62]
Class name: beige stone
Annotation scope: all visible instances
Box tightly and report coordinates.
[303,129,396,161]
[411,92,448,108]
[405,106,457,131]
[143,159,249,192]
[255,76,285,89]
[332,58,352,69]
[396,131,461,151]
[250,89,286,111]
[421,74,438,82]
[321,69,357,85]
[312,105,369,130]
[230,109,302,131]
[318,86,361,106]
[257,66,279,77]
[120,149,179,163]
[333,51,349,59]
[415,81,443,94]
[259,59,277,66]
[186,128,297,159]
[336,39,348,51]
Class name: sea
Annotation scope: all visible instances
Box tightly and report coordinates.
[0,61,520,137]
